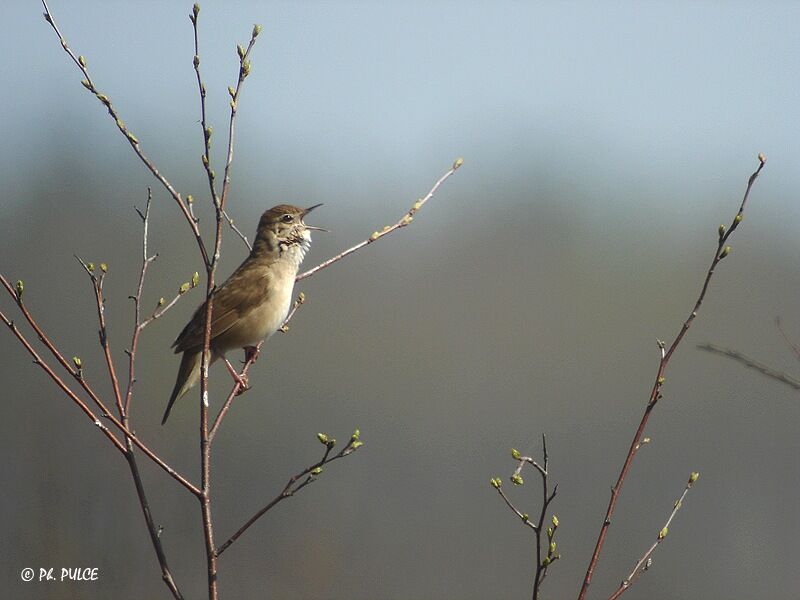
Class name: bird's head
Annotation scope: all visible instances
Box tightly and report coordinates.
[254,203,325,258]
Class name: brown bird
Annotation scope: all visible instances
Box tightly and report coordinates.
[162,203,323,424]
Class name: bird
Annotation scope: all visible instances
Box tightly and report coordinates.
[161,203,323,424]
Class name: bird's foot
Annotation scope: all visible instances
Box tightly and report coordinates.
[222,356,250,391]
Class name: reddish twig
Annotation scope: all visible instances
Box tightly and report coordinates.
[0,274,201,497]
[41,0,209,267]
[607,472,699,600]
[577,155,765,600]
[216,431,363,556]
[74,256,124,416]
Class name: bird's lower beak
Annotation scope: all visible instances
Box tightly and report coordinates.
[304,225,329,232]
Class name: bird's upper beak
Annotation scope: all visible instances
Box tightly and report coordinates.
[302,203,328,232]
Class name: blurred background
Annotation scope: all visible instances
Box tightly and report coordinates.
[2,1,799,598]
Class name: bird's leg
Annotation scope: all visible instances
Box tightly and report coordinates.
[243,345,260,363]
[222,355,250,391]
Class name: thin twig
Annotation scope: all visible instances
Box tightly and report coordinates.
[296,159,463,281]
[697,343,800,390]
[577,155,766,600]
[0,274,201,497]
[1,308,126,452]
[607,473,699,600]
[74,255,124,416]
[222,209,252,251]
[775,317,800,362]
[41,0,209,266]
[118,190,184,599]
[216,432,363,556]
[491,435,560,600]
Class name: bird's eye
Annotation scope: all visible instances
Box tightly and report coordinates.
[281,214,294,223]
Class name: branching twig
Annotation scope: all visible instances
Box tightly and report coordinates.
[216,430,363,556]
[576,155,766,600]
[296,158,463,281]
[491,435,560,600]
[697,343,800,390]
[0,274,201,497]
[41,0,209,266]
[607,473,700,600]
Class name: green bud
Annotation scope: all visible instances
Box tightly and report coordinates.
[96,93,110,105]
[100,263,108,273]
[510,474,524,486]
[453,157,464,170]
[191,272,200,287]
[72,356,82,369]
[241,60,251,77]
[718,224,726,238]
[193,3,200,17]
[253,24,262,38]
[186,194,194,204]
[552,514,559,527]
[549,541,556,554]
[210,170,216,180]
[689,471,700,484]
[228,86,236,98]
[734,214,743,223]
[204,126,213,139]
[719,246,732,259]
[521,513,529,522]
[490,477,502,489]
[237,44,245,59]
[547,527,553,538]
[351,429,360,441]
[158,297,165,306]
[758,152,766,164]
[657,376,665,385]
[86,262,95,272]
[542,557,551,567]
[311,467,322,475]
[126,132,139,144]
[317,432,329,445]
[658,526,668,540]
[78,55,86,67]
[511,448,521,460]
[15,280,24,300]
[351,440,363,449]
[80,79,92,90]
[179,282,190,294]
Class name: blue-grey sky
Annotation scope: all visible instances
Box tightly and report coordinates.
[2,2,800,600]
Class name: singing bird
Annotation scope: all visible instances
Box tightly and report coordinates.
[162,203,323,424]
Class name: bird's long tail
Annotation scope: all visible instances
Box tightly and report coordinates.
[162,350,202,425]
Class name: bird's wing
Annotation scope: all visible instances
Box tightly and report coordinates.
[172,261,271,354]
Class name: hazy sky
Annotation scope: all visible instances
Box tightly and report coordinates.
[2,2,800,599]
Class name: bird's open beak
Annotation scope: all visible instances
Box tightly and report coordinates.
[302,204,328,231]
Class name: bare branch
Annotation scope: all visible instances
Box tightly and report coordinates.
[698,342,800,390]
[40,0,210,266]
[607,472,700,600]
[577,154,766,600]
[491,435,560,600]
[776,316,800,362]
[296,159,463,281]
[0,274,202,498]
[216,430,363,556]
